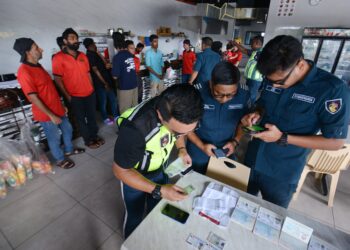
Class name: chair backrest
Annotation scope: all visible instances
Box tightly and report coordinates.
[307,144,350,174]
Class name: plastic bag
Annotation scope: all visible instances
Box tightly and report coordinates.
[0,161,20,188]
[164,67,177,80]
[0,168,7,198]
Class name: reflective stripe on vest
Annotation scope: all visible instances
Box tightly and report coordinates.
[118,102,175,172]
[244,50,263,81]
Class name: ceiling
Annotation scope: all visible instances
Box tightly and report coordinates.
[176,0,270,8]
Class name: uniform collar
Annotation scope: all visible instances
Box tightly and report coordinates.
[298,60,317,87]
[23,61,41,68]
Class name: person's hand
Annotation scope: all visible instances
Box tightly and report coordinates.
[241,112,261,127]
[63,106,68,114]
[253,123,282,143]
[66,95,72,103]
[202,144,216,157]
[49,114,62,125]
[160,184,188,201]
[104,84,111,91]
[222,141,236,156]
[178,148,192,167]
[158,74,164,80]
[105,63,112,69]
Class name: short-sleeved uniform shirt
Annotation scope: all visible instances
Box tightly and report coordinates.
[194,83,250,147]
[193,48,221,84]
[182,50,196,75]
[145,48,164,83]
[86,50,113,89]
[17,62,65,122]
[112,50,138,90]
[245,61,350,184]
[52,50,93,97]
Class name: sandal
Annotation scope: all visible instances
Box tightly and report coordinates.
[57,158,75,169]
[86,141,100,149]
[95,137,105,146]
[64,148,85,157]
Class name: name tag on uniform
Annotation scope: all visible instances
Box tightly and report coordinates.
[204,104,215,110]
[292,93,315,104]
[266,85,282,94]
[228,104,243,110]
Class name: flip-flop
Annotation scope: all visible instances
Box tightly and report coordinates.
[86,141,100,149]
[56,158,75,169]
[64,148,85,157]
[95,137,105,146]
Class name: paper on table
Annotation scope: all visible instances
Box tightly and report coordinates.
[253,207,283,243]
[308,236,338,250]
[164,157,191,178]
[280,217,313,250]
[231,197,259,231]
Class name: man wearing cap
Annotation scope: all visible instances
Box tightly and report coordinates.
[52,28,103,149]
[83,38,119,125]
[14,38,85,169]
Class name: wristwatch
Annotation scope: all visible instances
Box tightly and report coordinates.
[151,185,162,199]
[277,132,288,146]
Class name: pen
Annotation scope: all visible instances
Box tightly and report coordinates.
[199,211,220,225]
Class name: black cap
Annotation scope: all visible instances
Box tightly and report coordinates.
[83,38,94,49]
[13,38,34,62]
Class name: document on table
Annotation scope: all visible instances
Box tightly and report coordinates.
[164,157,190,178]
[308,236,338,250]
[280,217,313,250]
[231,197,259,231]
[253,207,283,243]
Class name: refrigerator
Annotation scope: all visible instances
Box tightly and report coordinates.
[302,28,350,85]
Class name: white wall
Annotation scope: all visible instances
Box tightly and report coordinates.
[0,0,197,74]
[265,0,350,43]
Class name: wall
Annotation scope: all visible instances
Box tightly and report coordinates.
[264,0,350,43]
[0,0,196,74]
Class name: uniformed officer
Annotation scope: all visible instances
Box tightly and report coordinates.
[183,61,250,174]
[233,36,263,103]
[113,84,203,238]
[242,35,350,208]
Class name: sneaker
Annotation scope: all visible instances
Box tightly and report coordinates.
[104,118,114,125]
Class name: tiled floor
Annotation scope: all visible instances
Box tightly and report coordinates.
[0,123,349,249]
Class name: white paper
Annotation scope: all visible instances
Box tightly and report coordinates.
[253,207,283,243]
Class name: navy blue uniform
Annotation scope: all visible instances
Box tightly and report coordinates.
[187,83,250,174]
[245,61,350,208]
[194,48,221,84]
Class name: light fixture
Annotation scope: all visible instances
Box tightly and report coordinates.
[309,0,322,6]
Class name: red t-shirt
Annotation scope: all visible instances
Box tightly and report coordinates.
[17,62,65,122]
[224,50,242,66]
[52,51,93,97]
[134,56,141,73]
[182,50,196,74]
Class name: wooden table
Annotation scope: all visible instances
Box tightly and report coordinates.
[121,171,350,250]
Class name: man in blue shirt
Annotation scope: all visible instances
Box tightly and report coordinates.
[188,37,221,86]
[242,35,350,208]
[182,61,250,174]
[145,34,164,97]
[112,40,138,114]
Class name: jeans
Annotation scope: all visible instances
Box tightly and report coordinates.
[246,79,262,104]
[121,171,167,238]
[95,86,119,120]
[70,92,99,144]
[247,170,297,208]
[40,116,73,162]
[182,74,191,84]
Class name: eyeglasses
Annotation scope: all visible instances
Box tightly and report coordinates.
[171,123,200,139]
[211,88,237,100]
[264,59,300,85]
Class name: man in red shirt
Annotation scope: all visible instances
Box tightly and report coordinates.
[224,42,242,67]
[52,28,103,149]
[13,38,85,169]
[181,39,196,84]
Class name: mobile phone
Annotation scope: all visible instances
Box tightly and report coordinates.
[212,148,226,158]
[242,125,266,134]
[161,203,189,224]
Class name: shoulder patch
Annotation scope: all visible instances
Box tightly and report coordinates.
[325,99,342,114]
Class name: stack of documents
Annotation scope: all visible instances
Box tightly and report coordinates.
[231,197,259,231]
[253,207,284,243]
[193,182,240,227]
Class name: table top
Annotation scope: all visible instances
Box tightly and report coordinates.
[121,171,350,250]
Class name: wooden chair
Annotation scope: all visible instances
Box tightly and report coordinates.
[206,157,251,192]
[293,144,350,207]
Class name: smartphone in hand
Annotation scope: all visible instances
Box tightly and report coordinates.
[242,125,266,135]
[212,148,226,158]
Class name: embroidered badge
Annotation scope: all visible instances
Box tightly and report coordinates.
[204,104,215,110]
[160,134,170,147]
[325,99,342,114]
[228,104,243,110]
[292,93,315,104]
